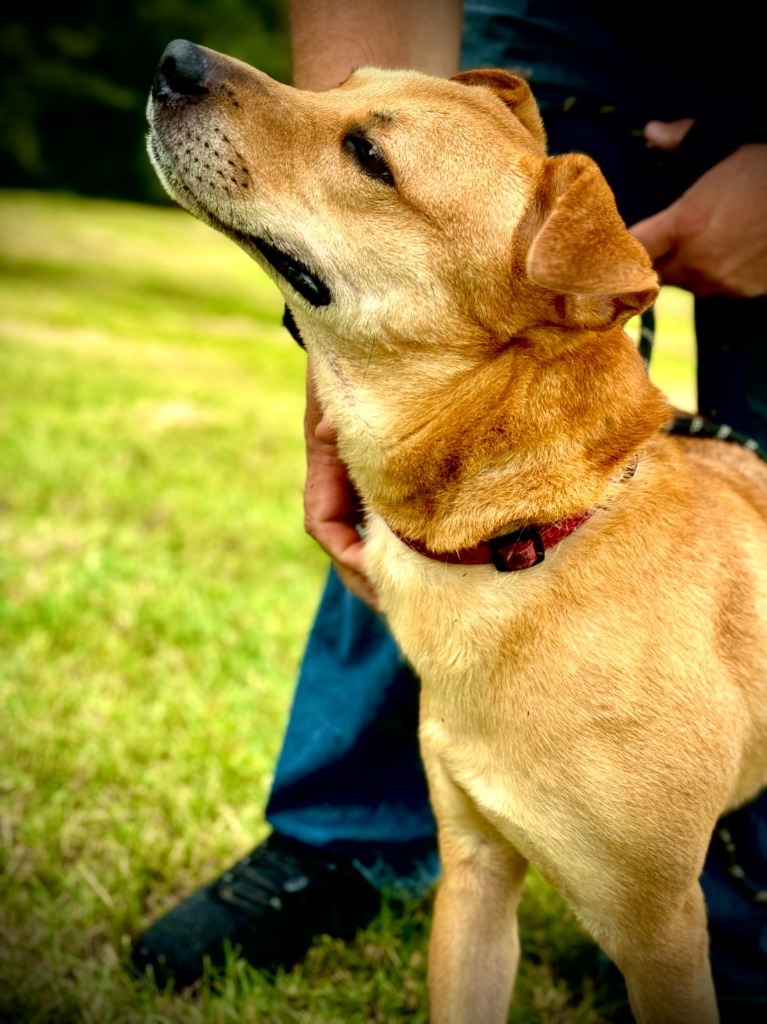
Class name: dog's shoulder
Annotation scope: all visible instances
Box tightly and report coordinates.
[674,433,767,514]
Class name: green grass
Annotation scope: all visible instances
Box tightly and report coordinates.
[0,189,696,1023]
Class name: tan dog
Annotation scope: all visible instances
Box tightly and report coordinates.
[147,41,767,1024]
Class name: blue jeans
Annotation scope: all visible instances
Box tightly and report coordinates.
[266,568,439,895]
[267,0,767,1001]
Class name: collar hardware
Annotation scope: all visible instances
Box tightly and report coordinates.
[490,525,546,572]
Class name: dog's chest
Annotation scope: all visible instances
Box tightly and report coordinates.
[364,514,550,681]
[417,706,597,894]
[364,516,578,809]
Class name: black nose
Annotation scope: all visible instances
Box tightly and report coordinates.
[153,39,208,100]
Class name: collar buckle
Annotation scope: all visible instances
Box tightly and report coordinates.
[490,527,546,572]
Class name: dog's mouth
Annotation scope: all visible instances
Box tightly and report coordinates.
[246,235,331,307]
[147,127,331,309]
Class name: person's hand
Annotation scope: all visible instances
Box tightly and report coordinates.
[630,120,767,298]
[303,370,379,609]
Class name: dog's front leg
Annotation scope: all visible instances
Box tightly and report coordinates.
[594,879,719,1024]
[425,758,527,1024]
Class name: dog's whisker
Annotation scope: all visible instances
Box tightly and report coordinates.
[353,338,376,414]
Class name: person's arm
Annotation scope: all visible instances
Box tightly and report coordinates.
[289,0,463,90]
[290,0,463,606]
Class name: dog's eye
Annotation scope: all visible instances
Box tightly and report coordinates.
[343,134,394,186]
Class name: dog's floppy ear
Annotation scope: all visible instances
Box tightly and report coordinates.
[452,69,546,152]
[527,152,658,313]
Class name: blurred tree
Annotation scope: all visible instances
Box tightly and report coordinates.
[0,0,291,202]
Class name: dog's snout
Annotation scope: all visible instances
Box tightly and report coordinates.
[153,39,208,101]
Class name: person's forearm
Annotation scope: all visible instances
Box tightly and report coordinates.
[289,0,463,90]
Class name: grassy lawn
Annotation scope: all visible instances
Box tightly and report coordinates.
[0,189,695,1023]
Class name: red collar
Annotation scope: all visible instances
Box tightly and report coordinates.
[392,509,595,572]
[389,455,637,572]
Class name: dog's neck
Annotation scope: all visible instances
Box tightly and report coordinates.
[310,324,670,553]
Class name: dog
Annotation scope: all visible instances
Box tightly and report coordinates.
[147,40,767,1023]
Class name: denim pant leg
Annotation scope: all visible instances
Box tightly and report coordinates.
[696,295,767,447]
[265,567,438,894]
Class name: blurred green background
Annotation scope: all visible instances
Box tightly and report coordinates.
[1,0,291,202]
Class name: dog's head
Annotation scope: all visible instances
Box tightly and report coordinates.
[147,42,669,542]
[147,42,657,365]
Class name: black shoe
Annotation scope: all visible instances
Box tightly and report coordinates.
[130,832,382,989]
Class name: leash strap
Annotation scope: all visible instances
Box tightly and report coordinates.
[665,415,767,463]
